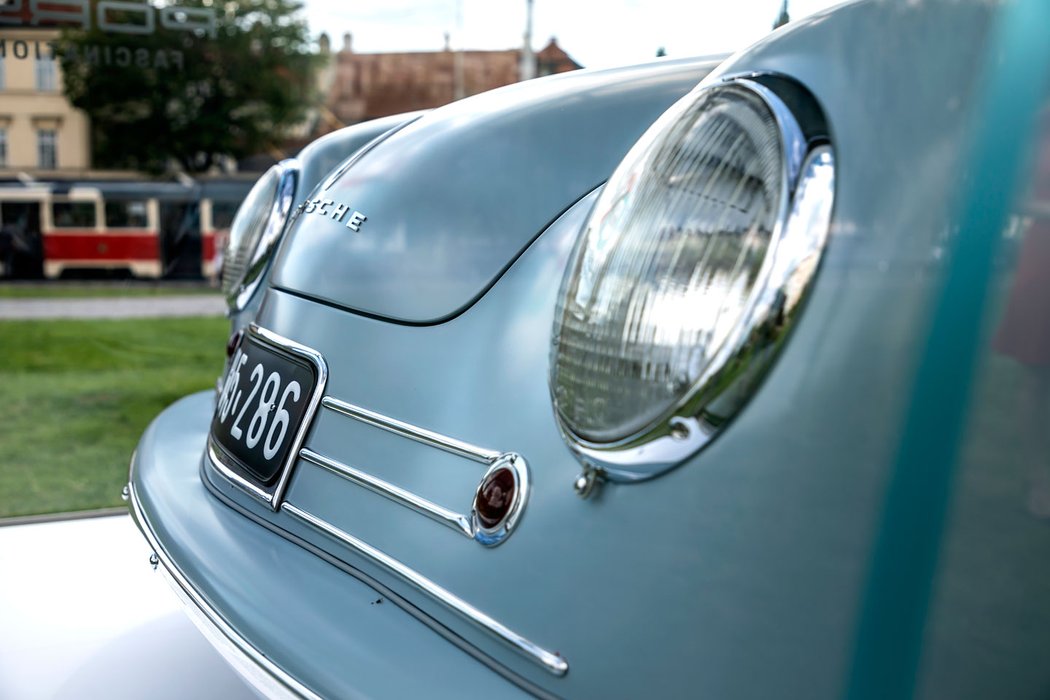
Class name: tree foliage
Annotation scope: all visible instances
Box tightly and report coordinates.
[59,0,319,174]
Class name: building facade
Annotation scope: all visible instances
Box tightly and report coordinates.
[0,28,91,175]
[317,33,581,134]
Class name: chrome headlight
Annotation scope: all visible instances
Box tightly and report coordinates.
[221,159,298,311]
[550,78,834,480]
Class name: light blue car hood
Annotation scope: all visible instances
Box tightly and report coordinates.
[270,57,721,324]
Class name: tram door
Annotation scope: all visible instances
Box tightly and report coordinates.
[0,201,43,278]
[158,200,202,278]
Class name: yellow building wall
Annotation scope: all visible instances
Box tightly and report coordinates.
[0,28,91,173]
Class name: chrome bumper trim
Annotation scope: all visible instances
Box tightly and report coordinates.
[127,481,322,700]
[281,500,569,677]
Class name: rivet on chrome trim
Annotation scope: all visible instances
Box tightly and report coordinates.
[572,466,602,499]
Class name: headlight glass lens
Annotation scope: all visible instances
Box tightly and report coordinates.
[221,165,282,302]
[551,83,790,445]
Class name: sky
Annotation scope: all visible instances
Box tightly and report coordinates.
[302,0,848,70]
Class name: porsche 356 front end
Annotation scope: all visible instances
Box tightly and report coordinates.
[130,1,1050,697]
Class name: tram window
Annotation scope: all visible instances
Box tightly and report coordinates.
[105,201,149,228]
[51,202,96,228]
[211,202,238,229]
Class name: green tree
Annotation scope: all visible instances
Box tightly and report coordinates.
[59,0,318,174]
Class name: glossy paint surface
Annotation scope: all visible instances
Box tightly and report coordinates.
[230,113,421,335]
[132,393,533,699]
[271,57,721,323]
[296,113,425,205]
[135,0,1050,697]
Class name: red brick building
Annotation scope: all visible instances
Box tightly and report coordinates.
[315,33,581,133]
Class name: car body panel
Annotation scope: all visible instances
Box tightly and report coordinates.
[131,392,535,699]
[230,112,425,335]
[271,57,723,324]
[131,0,1050,697]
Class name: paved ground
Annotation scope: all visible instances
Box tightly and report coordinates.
[0,295,225,320]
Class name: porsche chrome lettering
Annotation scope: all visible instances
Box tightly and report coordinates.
[302,198,367,232]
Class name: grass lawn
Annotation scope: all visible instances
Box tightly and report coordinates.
[0,317,228,518]
[0,283,219,299]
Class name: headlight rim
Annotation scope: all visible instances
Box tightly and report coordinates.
[225,158,300,312]
[550,75,834,482]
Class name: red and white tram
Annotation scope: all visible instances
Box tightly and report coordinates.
[42,187,160,278]
[0,179,251,279]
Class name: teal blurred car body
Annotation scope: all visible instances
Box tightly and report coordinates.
[130,1,1050,697]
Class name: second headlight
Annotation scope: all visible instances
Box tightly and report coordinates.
[221,159,298,311]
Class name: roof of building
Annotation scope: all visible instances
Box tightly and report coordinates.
[318,37,581,131]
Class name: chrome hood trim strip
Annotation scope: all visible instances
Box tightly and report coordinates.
[281,500,569,677]
[300,447,475,538]
[206,340,550,672]
[313,398,531,547]
[321,396,501,464]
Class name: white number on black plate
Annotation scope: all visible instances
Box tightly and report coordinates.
[215,347,304,463]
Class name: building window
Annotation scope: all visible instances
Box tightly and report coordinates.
[35,56,56,91]
[0,55,5,90]
[38,129,57,169]
[0,129,7,167]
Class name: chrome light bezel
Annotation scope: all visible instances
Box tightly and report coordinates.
[550,77,835,482]
[225,159,299,312]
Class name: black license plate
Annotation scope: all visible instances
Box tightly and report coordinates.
[211,334,317,485]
